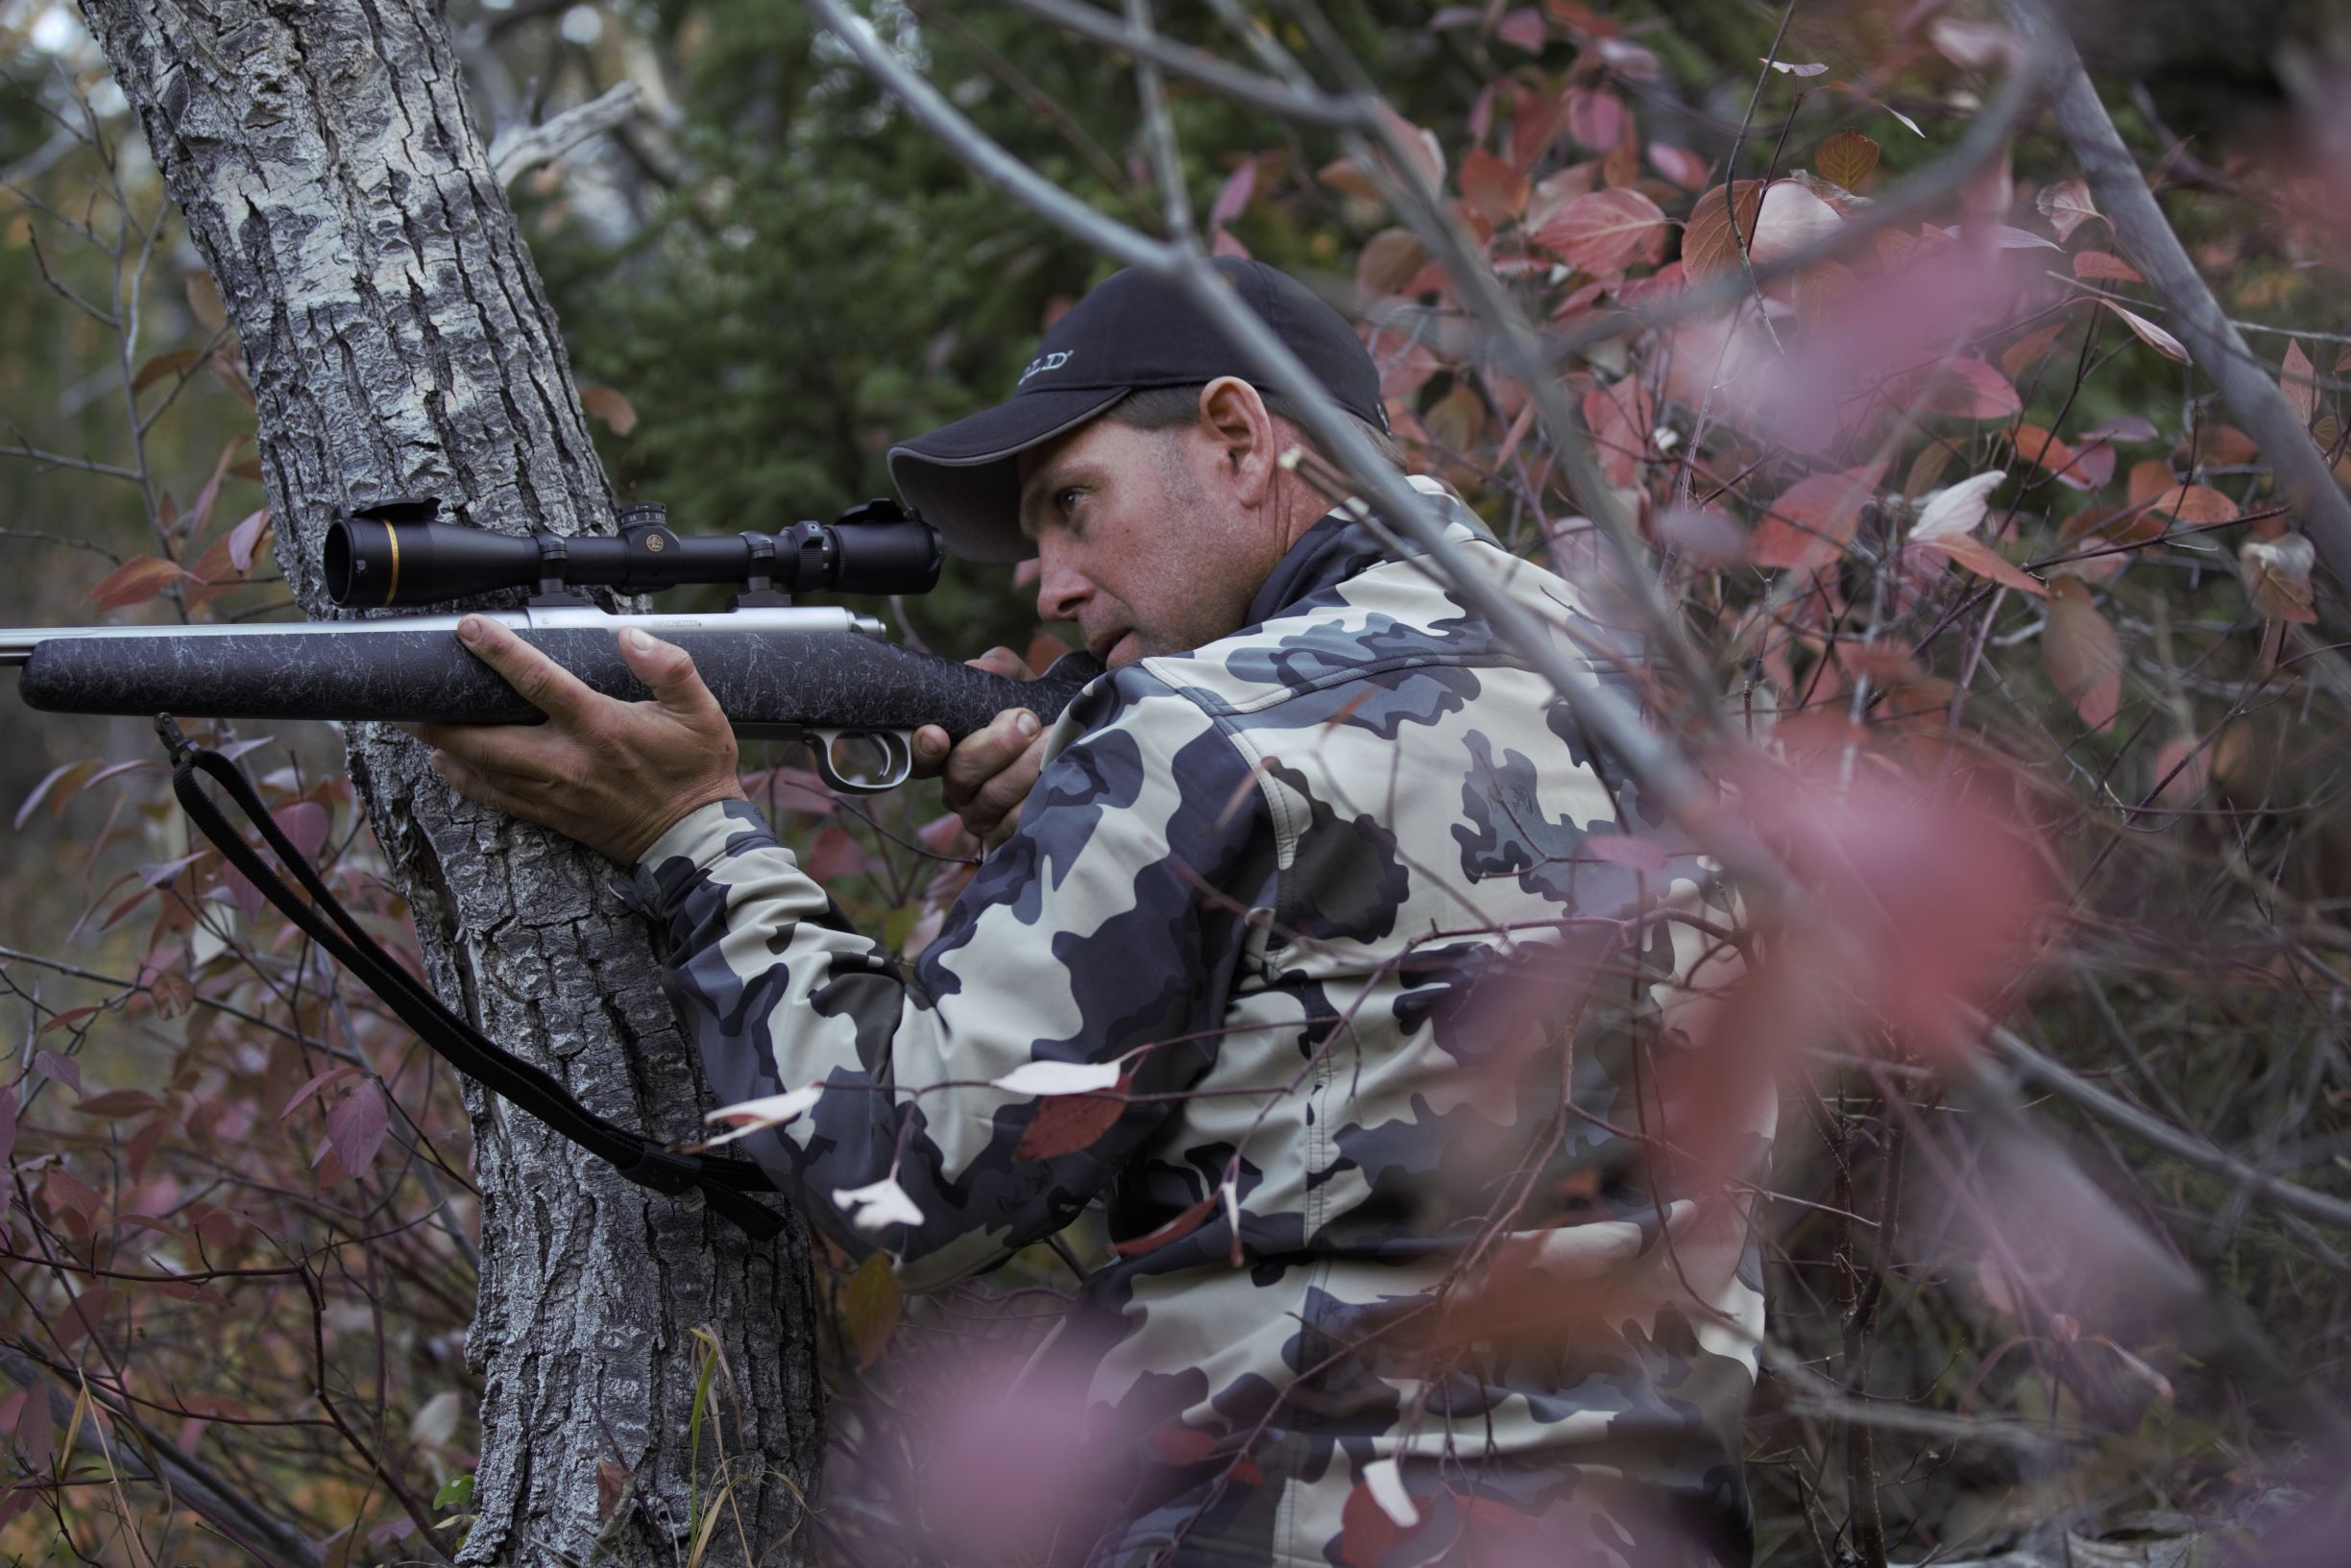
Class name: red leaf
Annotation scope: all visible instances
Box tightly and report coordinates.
[1016,1074,1129,1161]
[1751,460,1886,571]
[131,347,204,394]
[1208,157,1257,229]
[1355,229,1430,299]
[1914,358,2022,420]
[16,759,100,830]
[2103,301,2188,363]
[1680,180,1766,283]
[321,1080,389,1180]
[2072,250,2144,282]
[274,801,332,867]
[74,1089,163,1120]
[1458,147,1528,226]
[1817,129,1880,191]
[280,1064,361,1120]
[227,507,273,573]
[1580,375,1654,486]
[1496,7,1546,51]
[1110,1193,1216,1258]
[1646,141,1711,191]
[35,1049,82,1095]
[1532,187,1666,274]
[55,1285,114,1349]
[1563,86,1625,150]
[1925,535,2049,598]
[2045,578,2123,730]
[805,824,869,881]
[90,555,192,612]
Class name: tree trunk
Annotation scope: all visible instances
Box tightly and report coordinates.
[74,2,824,1562]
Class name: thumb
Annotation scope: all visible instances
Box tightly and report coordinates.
[620,627,723,722]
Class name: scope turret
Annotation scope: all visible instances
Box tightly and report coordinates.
[324,497,943,609]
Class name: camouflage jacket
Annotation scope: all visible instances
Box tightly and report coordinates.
[633,480,1769,1567]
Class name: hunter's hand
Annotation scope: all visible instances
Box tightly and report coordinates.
[910,645,1046,852]
[407,615,745,865]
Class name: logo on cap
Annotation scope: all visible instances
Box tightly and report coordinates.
[1017,350,1072,387]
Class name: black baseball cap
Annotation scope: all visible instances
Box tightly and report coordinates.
[887,257,1390,563]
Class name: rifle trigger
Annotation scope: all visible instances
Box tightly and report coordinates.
[810,730,913,795]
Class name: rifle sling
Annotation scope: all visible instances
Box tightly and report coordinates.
[164,734,785,1242]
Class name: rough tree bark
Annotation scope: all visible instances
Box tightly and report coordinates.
[73,2,823,1562]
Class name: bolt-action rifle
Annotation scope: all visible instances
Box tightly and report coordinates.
[3,498,1103,1240]
[6,496,1101,792]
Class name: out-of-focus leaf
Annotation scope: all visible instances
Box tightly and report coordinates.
[2072,250,2144,282]
[2241,534,2318,625]
[1915,358,2022,420]
[1762,58,1828,75]
[1646,141,1710,191]
[1816,129,1878,191]
[1355,229,1429,298]
[1207,157,1257,229]
[842,1250,901,1369]
[2045,578,2123,730]
[185,272,228,331]
[1458,147,1528,226]
[1912,471,2006,543]
[2283,339,2319,426]
[579,384,638,436]
[74,1089,163,1119]
[2103,301,2189,362]
[131,347,204,394]
[2035,178,2100,241]
[227,508,273,573]
[17,759,100,830]
[1496,8,1546,52]
[1927,535,2048,597]
[90,555,192,612]
[1750,180,1842,265]
[1563,85,1625,150]
[1751,460,1886,571]
[2000,323,2065,380]
[805,823,868,881]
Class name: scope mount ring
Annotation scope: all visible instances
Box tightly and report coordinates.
[810,729,914,795]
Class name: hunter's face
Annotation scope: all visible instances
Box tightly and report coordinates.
[1016,408,1286,670]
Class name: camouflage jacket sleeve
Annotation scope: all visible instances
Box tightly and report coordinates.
[630,666,1268,1291]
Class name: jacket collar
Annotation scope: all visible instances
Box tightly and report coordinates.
[1241,473,1494,626]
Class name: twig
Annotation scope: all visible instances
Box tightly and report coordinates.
[488,81,643,188]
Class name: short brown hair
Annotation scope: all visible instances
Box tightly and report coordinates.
[1105,382,1405,472]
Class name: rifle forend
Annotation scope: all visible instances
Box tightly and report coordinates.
[7,497,1103,793]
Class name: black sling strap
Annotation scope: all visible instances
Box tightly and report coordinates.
[158,718,785,1241]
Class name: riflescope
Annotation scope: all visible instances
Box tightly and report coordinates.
[325,497,943,609]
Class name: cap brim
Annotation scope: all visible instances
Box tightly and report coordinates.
[886,387,1127,564]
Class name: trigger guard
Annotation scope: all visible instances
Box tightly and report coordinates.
[811,729,913,794]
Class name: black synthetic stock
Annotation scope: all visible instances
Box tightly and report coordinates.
[166,736,786,1239]
[25,628,1103,735]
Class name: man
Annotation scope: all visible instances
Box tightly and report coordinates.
[417,258,1765,1567]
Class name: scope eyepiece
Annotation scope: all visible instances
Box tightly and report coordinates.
[324,497,944,609]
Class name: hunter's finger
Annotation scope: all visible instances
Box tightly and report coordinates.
[940,710,1040,805]
[412,718,576,784]
[456,615,600,724]
[909,725,952,778]
[965,645,1036,681]
[428,749,539,823]
[617,627,724,726]
[964,736,1044,833]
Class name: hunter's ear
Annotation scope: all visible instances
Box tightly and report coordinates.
[1197,377,1277,503]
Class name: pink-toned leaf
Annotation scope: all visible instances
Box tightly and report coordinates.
[273,801,331,868]
[1915,358,2022,420]
[1563,86,1626,150]
[90,555,192,613]
[2072,250,2144,282]
[226,507,272,573]
[1751,460,1886,571]
[1496,7,1546,51]
[1816,129,1879,191]
[2241,534,2318,625]
[1750,180,1842,265]
[1015,1073,1131,1161]
[281,1063,362,1120]
[1356,229,1429,298]
[322,1079,389,1179]
[16,759,100,831]
[1588,834,1669,873]
[2045,578,2123,730]
[1927,535,2048,597]
[1377,106,1444,191]
[1595,36,1660,77]
[2034,178,2101,241]
[805,823,869,881]
[1458,147,1529,226]
[1208,157,1257,229]
[1647,141,1710,191]
[1681,180,1765,283]
[2283,339,2319,426]
[35,1049,82,1095]
[2104,301,2189,362]
[1532,187,1667,274]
